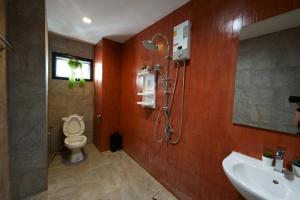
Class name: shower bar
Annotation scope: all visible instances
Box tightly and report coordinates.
[0,34,13,52]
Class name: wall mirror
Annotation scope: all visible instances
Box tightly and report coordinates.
[233,8,300,135]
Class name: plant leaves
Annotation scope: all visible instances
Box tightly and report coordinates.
[68,58,85,88]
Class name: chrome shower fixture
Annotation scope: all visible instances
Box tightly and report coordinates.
[142,33,171,58]
[142,32,186,145]
[142,40,158,51]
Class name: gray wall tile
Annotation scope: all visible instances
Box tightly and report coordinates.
[6,0,47,198]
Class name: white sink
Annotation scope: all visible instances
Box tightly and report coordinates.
[223,152,300,200]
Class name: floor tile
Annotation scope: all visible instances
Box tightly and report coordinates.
[24,144,176,200]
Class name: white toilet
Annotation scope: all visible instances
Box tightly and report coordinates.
[62,114,87,163]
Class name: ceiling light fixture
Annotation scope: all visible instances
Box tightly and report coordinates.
[82,17,92,24]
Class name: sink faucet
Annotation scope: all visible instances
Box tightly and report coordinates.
[274,149,284,172]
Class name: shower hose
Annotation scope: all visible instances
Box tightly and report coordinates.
[153,60,186,145]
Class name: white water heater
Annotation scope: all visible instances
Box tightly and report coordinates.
[173,20,191,61]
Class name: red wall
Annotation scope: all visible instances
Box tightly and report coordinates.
[119,0,300,199]
[94,39,122,151]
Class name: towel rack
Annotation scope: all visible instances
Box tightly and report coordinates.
[0,34,13,52]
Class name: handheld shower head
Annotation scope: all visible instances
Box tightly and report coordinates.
[142,40,158,51]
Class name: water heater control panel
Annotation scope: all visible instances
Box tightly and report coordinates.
[173,20,191,61]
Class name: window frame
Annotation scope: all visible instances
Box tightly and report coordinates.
[52,52,94,82]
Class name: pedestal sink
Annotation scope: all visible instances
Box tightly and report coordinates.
[223,152,300,200]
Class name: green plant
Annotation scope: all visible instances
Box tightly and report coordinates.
[79,66,85,87]
[263,151,273,158]
[293,159,300,167]
[67,59,84,88]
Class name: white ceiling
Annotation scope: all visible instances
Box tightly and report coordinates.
[46,0,190,44]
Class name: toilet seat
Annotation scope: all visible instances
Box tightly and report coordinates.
[64,135,87,149]
[62,114,85,137]
[62,114,87,148]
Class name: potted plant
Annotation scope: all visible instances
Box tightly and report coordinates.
[67,58,85,88]
[292,159,300,177]
[262,150,273,167]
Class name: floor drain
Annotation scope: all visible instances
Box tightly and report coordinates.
[273,180,279,184]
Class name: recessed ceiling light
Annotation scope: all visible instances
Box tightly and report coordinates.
[83,17,92,24]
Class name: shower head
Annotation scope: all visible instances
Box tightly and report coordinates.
[142,40,158,51]
[142,33,170,54]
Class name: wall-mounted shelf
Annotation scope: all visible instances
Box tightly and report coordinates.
[137,92,154,96]
[137,101,155,107]
[137,68,156,109]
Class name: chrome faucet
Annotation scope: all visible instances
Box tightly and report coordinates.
[274,149,284,172]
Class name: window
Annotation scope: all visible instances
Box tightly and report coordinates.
[52,52,93,81]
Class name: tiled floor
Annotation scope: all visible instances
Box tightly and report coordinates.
[25,144,176,200]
